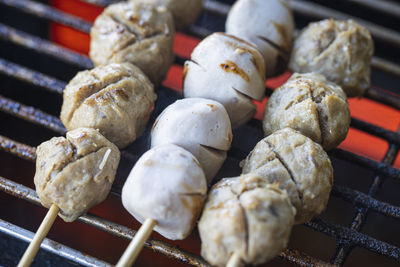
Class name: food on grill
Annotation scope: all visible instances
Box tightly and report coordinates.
[226,0,294,77]
[60,63,156,149]
[34,128,120,222]
[151,98,232,183]
[241,128,333,224]
[289,19,374,97]
[89,2,175,86]
[121,144,207,240]
[132,0,203,29]
[199,173,295,266]
[263,72,350,150]
[183,32,266,128]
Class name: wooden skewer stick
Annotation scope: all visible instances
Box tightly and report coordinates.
[18,204,59,267]
[116,218,157,267]
[226,253,244,267]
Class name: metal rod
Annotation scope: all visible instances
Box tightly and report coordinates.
[306,217,400,261]
[331,127,400,265]
[331,185,400,220]
[0,219,111,267]
[0,95,66,134]
[0,23,92,69]
[365,87,400,110]
[347,0,400,18]
[350,118,400,146]
[0,0,91,33]
[0,135,36,161]
[0,58,66,94]
[329,149,400,179]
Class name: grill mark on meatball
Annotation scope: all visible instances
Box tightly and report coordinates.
[70,76,132,121]
[264,140,305,207]
[220,60,250,83]
[309,86,327,147]
[43,144,106,192]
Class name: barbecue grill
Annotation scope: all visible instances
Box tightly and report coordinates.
[0,0,399,266]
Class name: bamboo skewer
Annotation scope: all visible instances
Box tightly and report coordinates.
[18,204,59,267]
[226,253,244,267]
[116,218,157,267]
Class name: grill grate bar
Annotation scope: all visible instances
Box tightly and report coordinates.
[331,128,400,265]
[0,0,91,33]
[331,184,400,220]
[364,87,400,110]
[0,58,66,94]
[0,219,111,267]
[0,23,92,69]
[328,149,400,179]
[350,118,400,146]
[0,174,336,267]
[306,218,400,262]
[347,0,400,18]
[0,95,66,134]
[0,135,36,161]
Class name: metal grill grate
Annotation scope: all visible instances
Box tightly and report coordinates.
[0,0,399,266]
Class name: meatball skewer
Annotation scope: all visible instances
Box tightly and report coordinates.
[117,98,232,266]
[18,128,120,267]
[116,144,207,267]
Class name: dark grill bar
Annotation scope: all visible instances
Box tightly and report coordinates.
[0,58,66,94]
[332,130,400,265]
[0,0,92,34]
[0,23,92,69]
[0,0,399,266]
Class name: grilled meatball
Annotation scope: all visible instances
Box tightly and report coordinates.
[226,0,294,77]
[60,63,156,149]
[183,33,266,128]
[132,0,203,29]
[151,98,232,183]
[263,72,350,150]
[90,2,175,86]
[34,128,120,222]
[241,128,333,224]
[199,173,295,266]
[122,144,207,240]
[289,19,374,97]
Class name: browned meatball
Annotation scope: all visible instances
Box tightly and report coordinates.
[263,72,350,150]
[289,19,373,96]
[34,128,120,222]
[199,173,295,266]
[90,2,175,86]
[60,63,156,149]
[241,128,333,224]
[131,0,203,29]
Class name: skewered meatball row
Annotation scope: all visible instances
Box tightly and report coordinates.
[226,0,295,77]
[120,98,231,244]
[151,98,232,183]
[131,0,203,29]
[90,1,175,86]
[263,72,351,150]
[289,19,374,97]
[183,32,266,128]
[34,128,120,222]
[122,144,207,240]
[241,128,333,224]
[61,63,156,149]
[199,173,296,266]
